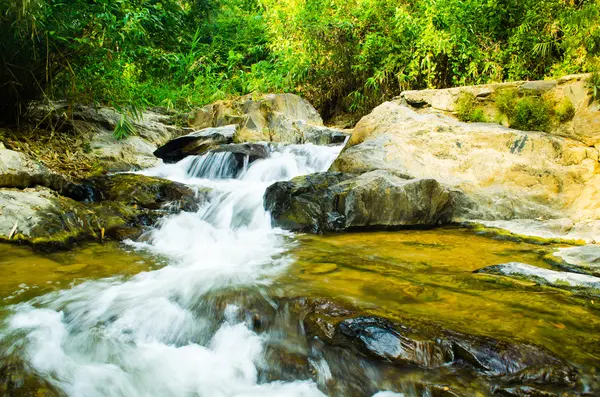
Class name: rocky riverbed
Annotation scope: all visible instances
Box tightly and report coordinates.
[1,78,600,396]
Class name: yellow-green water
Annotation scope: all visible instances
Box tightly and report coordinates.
[276,228,600,369]
[1,228,600,388]
[0,243,159,304]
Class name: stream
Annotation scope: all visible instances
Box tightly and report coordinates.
[1,143,599,396]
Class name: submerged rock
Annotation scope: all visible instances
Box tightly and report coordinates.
[476,262,600,295]
[153,125,237,163]
[548,245,600,277]
[292,297,577,388]
[264,170,463,232]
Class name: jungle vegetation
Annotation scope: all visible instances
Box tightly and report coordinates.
[1,0,599,125]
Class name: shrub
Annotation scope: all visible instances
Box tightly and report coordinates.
[456,92,486,122]
[588,72,600,102]
[495,89,518,117]
[555,98,575,123]
[511,97,553,132]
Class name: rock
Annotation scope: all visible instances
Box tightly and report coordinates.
[493,386,558,397]
[84,173,198,211]
[153,125,237,163]
[550,245,600,277]
[330,101,600,241]
[189,93,330,144]
[518,81,557,94]
[293,297,576,384]
[476,262,600,295]
[338,317,453,368]
[292,121,350,145]
[264,170,462,233]
[26,101,187,172]
[0,174,198,249]
[213,143,271,165]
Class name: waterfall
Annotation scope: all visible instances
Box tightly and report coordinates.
[3,143,345,397]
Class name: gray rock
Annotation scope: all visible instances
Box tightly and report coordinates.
[0,174,199,249]
[264,170,462,233]
[153,125,237,163]
[552,245,600,277]
[0,147,90,200]
[476,262,600,293]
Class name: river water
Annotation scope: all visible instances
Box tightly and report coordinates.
[1,144,348,397]
[1,143,600,396]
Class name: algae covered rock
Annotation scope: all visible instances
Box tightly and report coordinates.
[476,262,600,296]
[0,174,199,249]
[85,173,198,211]
[264,170,462,232]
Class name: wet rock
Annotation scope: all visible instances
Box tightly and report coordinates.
[0,354,64,397]
[0,174,198,249]
[212,143,271,167]
[264,170,462,233]
[338,317,453,368]
[293,297,576,385]
[153,125,237,163]
[549,245,600,277]
[84,173,198,211]
[493,386,558,397]
[476,262,600,295]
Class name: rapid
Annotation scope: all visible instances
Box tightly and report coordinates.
[1,143,357,397]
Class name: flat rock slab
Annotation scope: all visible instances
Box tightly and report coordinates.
[476,262,600,293]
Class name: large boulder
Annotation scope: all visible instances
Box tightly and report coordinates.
[330,101,600,241]
[400,74,599,146]
[153,125,237,163]
[264,170,463,232]
[0,174,199,249]
[189,93,346,144]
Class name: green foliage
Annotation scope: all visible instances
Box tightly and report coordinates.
[511,96,553,132]
[495,89,519,117]
[456,92,486,122]
[1,0,600,127]
[589,72,600,102]
[555,98,575,122]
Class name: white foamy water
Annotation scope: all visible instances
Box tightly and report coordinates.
[3,143,344,397]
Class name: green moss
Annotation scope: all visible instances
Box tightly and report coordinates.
[555,98,575,122]
[456,92,486,122]
[511,96,553,132]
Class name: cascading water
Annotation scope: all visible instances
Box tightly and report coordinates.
[2,143,392,397]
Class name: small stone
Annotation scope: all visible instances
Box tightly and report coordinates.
[55,263,89,274]
[308,263,338,274]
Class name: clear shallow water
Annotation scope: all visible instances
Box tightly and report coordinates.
[1,143,599,396]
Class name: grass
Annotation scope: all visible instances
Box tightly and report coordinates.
[456,92,486,122]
